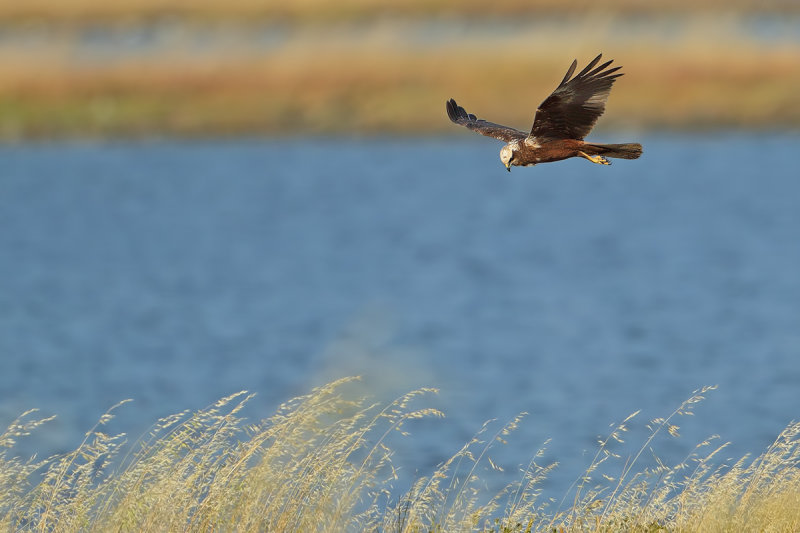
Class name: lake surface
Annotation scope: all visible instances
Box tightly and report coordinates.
[1,135,799,497]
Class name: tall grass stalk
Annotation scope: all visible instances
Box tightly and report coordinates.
[1,378,799,531]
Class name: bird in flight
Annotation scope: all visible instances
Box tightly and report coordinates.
[446,54,642,171]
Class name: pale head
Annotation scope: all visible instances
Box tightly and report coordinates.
[499,144,515,172]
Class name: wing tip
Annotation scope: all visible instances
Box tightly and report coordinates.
[446,98,477,123]
[560,59,578,86]
[446,98,459,122]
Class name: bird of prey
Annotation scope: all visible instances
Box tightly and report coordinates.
[446,54,642,171]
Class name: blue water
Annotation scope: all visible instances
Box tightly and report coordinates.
[1,135,799,497]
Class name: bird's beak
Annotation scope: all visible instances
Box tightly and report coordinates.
[505,164,511,172]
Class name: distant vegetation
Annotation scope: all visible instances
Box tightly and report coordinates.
[2,0,799,23]
[0,1,799,138]
[2,378,800,531]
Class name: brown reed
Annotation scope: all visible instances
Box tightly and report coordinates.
[1,11,799,138]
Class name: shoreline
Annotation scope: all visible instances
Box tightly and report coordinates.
[1,13,799,139]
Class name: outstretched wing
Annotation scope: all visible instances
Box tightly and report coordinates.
[446,99,527,143]
[529,54,623,142]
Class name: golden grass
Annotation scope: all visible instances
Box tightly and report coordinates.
[1,12,799,138]
[1,1,799,138]
[2,379,800,532]
[0,34,800,138]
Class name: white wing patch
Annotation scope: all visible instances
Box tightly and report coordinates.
[523,137,541,149]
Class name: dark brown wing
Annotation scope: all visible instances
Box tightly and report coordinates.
[529,54,623,142]
[446,99,527,143]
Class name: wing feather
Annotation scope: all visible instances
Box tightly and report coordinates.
[446,99,527,143]
[529,54,624,142]
[558,60,578,87]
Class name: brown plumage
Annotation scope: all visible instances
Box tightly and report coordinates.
[446,54,642,171]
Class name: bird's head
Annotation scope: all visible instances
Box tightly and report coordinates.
[499,145,515,172]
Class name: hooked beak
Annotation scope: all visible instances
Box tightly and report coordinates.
[505,163,511,172]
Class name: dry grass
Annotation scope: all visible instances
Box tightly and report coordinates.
[2,379,800,532]
[0,2,799,137]
[1,28,799,138]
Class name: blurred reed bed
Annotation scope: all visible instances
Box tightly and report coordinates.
[0,8,799,137]
[1,0,799,22]
[2,378,800,531]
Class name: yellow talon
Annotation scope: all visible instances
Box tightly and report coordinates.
[579,151,611,165]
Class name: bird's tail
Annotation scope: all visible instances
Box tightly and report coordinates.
[585,143,643,160]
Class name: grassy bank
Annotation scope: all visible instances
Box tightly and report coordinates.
[1,0,800,139]
[2,23,799,139]
[2,378,799,531]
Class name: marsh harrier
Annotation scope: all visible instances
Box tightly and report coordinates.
[446,54,642,171]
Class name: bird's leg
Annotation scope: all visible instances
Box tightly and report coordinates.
[578,151,611,165]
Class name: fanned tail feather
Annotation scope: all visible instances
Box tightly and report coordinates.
[586,143,643,160]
